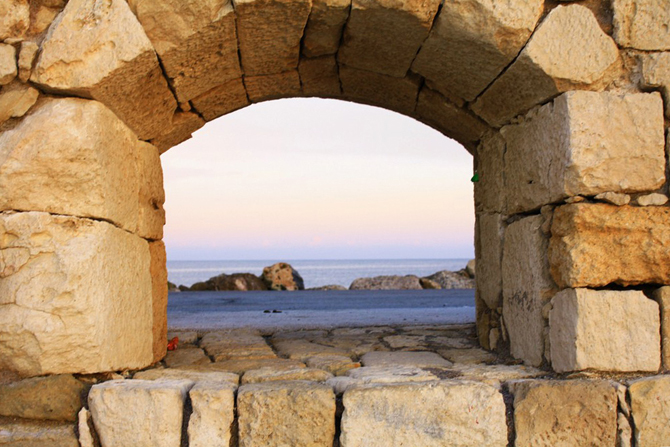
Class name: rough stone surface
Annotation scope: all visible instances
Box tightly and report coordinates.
[653,287,670,371]
[635,192,668,206]
[275,339,348,361]
[613,0,670,50]
[261,262,305,290]
[549,288,661,373]
[414,86,488,151]
[234,0,311,76]
[0,211,153,377]
[0,44,17,85]
[549,204,670,288]
[339,65,420,116]
[412,0,543,102]
[595,192,630,206]
[89,379,193,447]
[451,364,544,387]
[473,5,620,127]
[511,380,618,447]
[299,56,341,97]
[150,241,168,364]
[201,331,276,361]
[78,408,95,447]
[32,0,177,140]
[188,382,236,447]
[0,374,86,421]
[237,381,336,447]
[438,348,496,365]
[338,0,441,77]
[0,82,38,124]
[350,275,422,290]
[191,78,249,121]
[628,376,670,446]
[128,0,241,103]
[502,215,556,367]
[242,367,333,384]
[474,133,505,213]
[503,91,665,214]
[0,0,29,40]
[302,0,350,57]
[341,381,507,447]
[640,52,670,118]
[360,351,452,368]
[133,368,239,385]
[165,348,211,368]
[189,273,267,292]
[191,358,306,374]
[245,71,302,102]
[17,41,38,83]
[150,111,205,153]
[474,213,504,311]
[0,418,79,447]
[344,365,440,387]
[306,355,360,375]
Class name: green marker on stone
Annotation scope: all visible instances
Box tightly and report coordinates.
[471,172,480,183]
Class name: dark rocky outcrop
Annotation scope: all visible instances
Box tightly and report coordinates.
[261,263,305,291]
[350,275,423,290]
[424,270,475,289]
[187,273,268,292]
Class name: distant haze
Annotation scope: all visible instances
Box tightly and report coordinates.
[161,98,475,260]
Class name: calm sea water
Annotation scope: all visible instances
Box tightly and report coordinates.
[167,259,471,289]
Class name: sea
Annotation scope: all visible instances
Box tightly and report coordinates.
[167,259,471,289]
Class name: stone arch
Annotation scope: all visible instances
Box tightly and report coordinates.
[1,0,669,378]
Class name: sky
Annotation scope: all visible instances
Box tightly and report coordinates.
[161,98,475,261]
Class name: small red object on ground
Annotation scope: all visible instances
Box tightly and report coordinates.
[167,336,179,351]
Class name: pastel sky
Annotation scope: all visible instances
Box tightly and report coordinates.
[161,98,475,260]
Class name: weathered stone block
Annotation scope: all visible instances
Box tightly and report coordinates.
[0,81,39,125]
[238,381,336,447]
[150,111,205,153]
[128,0,241,102]
[137,142,166,239]
[307,355,360,375]
[149,241,168,364]
[474,213,503,313]
[234,0,311,76]
[0,419,78,447]
[474,133,504,213]
[242,367,333,384]
[653,287,670,371]
[549,204,670,288]
[341,381,507,447]
[299,56,341,97]
[32,0,177,140]
[302,0,350,57]
[89,380,193,447]
[0,374,86,421]
[629,376,670,446]
[501,91,665,214]
[613,0,670,50]
[275,339,348,362]
[472,5,620,127]
[244,70,302,102]
[0,211,153,377]
[133,368,239,385]
[339,65,420,115]
[511,380,618,446]
[640,51,670,119]
[0,43,17,85]
[414,86,488,152]
[165,347,211,368]
[191,78,250,121]
[188,382,237,447]
[502,215,556,367]
[338,0,441,77]
[17,41,38,83]
[360,351,451,368]
[412,0,543,102]
[549,288,661,373]
[0,0,29,40]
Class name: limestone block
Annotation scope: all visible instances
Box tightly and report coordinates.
[502,215,556,367]
[0,0,29,40]
[438,348,496,365]
[474,133,505,213]
[150,111,205,153]
[0,81,38,124]
[17,40,37,82]
[412,0,543,102]
[345,365,440,385]
[635,192,668,206]
[360,351,452,368]
[244,70,302,102]
[133,368,239,385]
[0,98,163,237]
[188,382,236,447]
[549,204,670,288]
[190,358,306,374]
[450,364,544,387]
[233,0,311,76]
[0,419,78,447]
[29,4,63,37]
[338,0,441,77]
[511,380,618,446]
[237,381,336,447]
[191,78,249,121]
[653,287,670,371]
[0,211,153,377]
[640,52,670,118]
[128,0,242,102]
[168,330,199,345]
[307,355,360,375]
[501,91,666,214]
[0,43,17,85]
[242,367,333,384]
[341,381,507,447]
[629,376,670,446]
[613,0,670,50]
[275,339,348,361]
[78,408,95,447]
[339,65,420,115]
[472,5,620,127]
[594,192,630,206]
[165,348,211,368]
[31,0,177,140]
[302,0,350,57]
[89,379,193,447]
[203,335,276,362]
[299,56,341,98]
[414,86,488,152]
[549,288,661,373]
[474,213,504,311]
[149,241,168,363]
[0,374,86,421]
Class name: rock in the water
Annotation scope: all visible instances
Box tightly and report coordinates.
[419,278,441,289]
[349,275,422,290]
[424,270,475,289]
[307,284,347,291]
[465,259,476,278]
[261,262,304,291]
[189,273,267,291]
